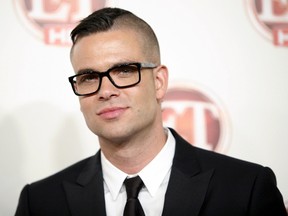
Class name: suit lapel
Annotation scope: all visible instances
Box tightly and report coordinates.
[63,151,106,216]
[162,129,214,216]
[62,129,213,216]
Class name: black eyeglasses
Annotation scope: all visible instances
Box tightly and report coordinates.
[68,62,157,96]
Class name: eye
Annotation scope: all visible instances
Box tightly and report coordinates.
[112,65,138,77]
[77,73,99,84]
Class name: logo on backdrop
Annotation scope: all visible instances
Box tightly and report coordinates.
[162,83,231,153]
[13,0,114,46]
[245,0,288,47]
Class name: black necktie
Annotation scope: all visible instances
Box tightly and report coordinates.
[123,176,145,216]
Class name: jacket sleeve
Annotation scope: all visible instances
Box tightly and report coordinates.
[15,185,31,216]
[248,167,287,216]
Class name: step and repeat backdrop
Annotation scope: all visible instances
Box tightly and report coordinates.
[0,0,287,214]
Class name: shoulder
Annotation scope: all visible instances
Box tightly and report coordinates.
[28,154,98,191]
[15,155,98,214]
[194,146,263,172]
[170,127,267,177]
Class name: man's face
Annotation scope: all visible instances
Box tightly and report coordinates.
[70,29,167,144]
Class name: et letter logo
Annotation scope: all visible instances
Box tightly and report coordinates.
[245,0,288,46]
[14,0,114,46]
[162,83,231,153]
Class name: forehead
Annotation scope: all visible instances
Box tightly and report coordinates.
[70,29,146,69]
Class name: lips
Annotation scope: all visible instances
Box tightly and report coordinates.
[97,106,127,119]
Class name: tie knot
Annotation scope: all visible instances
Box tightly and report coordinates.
[124,176,144,199]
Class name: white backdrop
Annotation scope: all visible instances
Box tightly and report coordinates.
[0,0,287,215]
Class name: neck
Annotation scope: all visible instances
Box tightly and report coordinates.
[100,127,167,174]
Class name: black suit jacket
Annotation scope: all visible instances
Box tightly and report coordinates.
[15,129,287,216]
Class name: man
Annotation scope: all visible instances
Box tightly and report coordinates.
[15,7,287,216]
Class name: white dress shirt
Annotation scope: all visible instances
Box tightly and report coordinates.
[101,128,176,216]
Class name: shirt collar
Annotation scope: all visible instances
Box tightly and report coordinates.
[101,152,127,200]
[101,128,176,199]
[138,128,175,197]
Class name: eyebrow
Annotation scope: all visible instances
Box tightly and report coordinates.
[76,68,95,75]
[75,61,139,75]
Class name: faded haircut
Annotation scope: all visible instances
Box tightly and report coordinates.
[70,7,160,62]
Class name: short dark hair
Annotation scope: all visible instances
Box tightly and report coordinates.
[70,7,160,62]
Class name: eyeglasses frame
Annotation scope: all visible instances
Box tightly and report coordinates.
[68,62,157,96]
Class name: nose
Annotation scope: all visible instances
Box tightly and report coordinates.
[97,76,119,100]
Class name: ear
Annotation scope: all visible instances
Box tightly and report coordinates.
[154,65,169,101]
